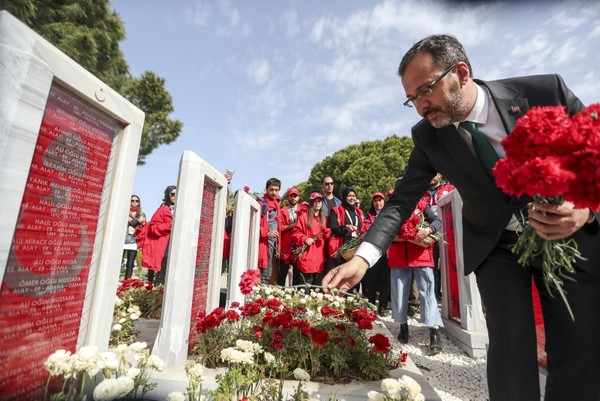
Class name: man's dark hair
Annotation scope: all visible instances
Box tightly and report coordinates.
[321,174,334,184]
[265,177,281,189]
[398,34,473,77]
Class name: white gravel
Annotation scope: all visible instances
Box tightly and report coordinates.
[379,313,490,401]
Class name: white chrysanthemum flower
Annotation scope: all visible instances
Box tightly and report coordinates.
[413,394,425,401]
[78,345,99,360]
[400,375,422,399]
[267,294,274,300]
[44,349,72,376]
[115,375,135,397]
[263,287,272,295]
[235,339,255,352]
[127,367,141,378]
[99,352,119,372]
[293,367,310,382]
[148,355,165,371]
[185,361,205,381]
[127,307,136,313]
[115,344,128,354]
[112,323,122,332]
[220,347,254,365]
[114,297,123,306]
[381,378,402,395]
[264,352,275,363]
[129,342,148,352]
[93,378,121,401]
[315,292,324,300]
[118,317,127,324]
[300,298,307,304]
[332,301,340,308]
[167,392,186,401]
[130,313,140,320]
[367,391,386,401]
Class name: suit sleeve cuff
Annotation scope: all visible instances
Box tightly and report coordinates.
[355,242,382,268]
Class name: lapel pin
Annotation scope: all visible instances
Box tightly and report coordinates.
[509,106,521,115]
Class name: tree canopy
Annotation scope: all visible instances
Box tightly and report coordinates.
[1,0,182,164]
[294,135,414,211]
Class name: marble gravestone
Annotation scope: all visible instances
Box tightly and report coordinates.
[0,11,144,400]
[153,151,228,368]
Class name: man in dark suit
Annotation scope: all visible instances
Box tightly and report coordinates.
[323,34,599,401]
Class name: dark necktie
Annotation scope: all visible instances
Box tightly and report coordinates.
[459,121,499,175]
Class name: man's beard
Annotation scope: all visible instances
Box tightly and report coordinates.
[426,88,469,129]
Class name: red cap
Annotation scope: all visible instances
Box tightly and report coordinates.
[287,187,300,197]
[244,186,250,193]
[309,192,323,201]
[372,192,385,200]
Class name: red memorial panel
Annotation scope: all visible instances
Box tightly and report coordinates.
[188,181,218,349]
[0,84,117,400]
[247,207,257,269]
[532,283,547,368]
[440,202,461,322]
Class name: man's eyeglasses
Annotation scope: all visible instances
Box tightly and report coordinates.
[403,64,456,108]
[323,182,334,186]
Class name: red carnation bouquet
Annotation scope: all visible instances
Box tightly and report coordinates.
[398,204,445,247]
[291,226,332,261]
[493,104,600,320]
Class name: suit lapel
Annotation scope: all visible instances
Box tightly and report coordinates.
[476,79,530,134]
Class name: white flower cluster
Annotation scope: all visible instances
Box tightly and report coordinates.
[220,347,255,365]
[367,375,425,401]
[112,297,141,332]
[44,341,165,401]
[250,284,368,312]
[93,376,135,401]
[293,367,311,382]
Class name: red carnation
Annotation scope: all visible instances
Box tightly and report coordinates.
[239,268,261,295]
[369,333,391,354]
[310,327,329,347]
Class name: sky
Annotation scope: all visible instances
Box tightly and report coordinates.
[110,0,600,213]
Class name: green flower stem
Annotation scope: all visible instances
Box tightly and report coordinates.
[511,195,582,321]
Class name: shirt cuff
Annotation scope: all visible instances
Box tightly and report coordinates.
[355,242,382,268]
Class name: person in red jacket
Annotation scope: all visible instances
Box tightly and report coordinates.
[292,192,331,286]
[257,178,281,284]
[141,185,176,285]
[277,187,301,286]
[388,197,443,354]
[362,192,390,315]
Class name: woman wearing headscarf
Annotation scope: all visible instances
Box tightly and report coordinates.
[328,186,365,267]
[141,185,176,285]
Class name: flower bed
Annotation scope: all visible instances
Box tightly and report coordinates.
[191,271,407,384]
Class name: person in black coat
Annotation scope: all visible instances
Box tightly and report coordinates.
[323,34,599,401]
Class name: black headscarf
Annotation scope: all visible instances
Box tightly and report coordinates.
[163,185,177,206]
[341,186,357,210]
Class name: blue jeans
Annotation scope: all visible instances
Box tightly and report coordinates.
[390,267,443,327]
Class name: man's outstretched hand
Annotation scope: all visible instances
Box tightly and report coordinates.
[322,256,369,293]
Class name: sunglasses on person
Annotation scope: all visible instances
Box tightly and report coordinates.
[131,199,140,203]
[170,192,176,196]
